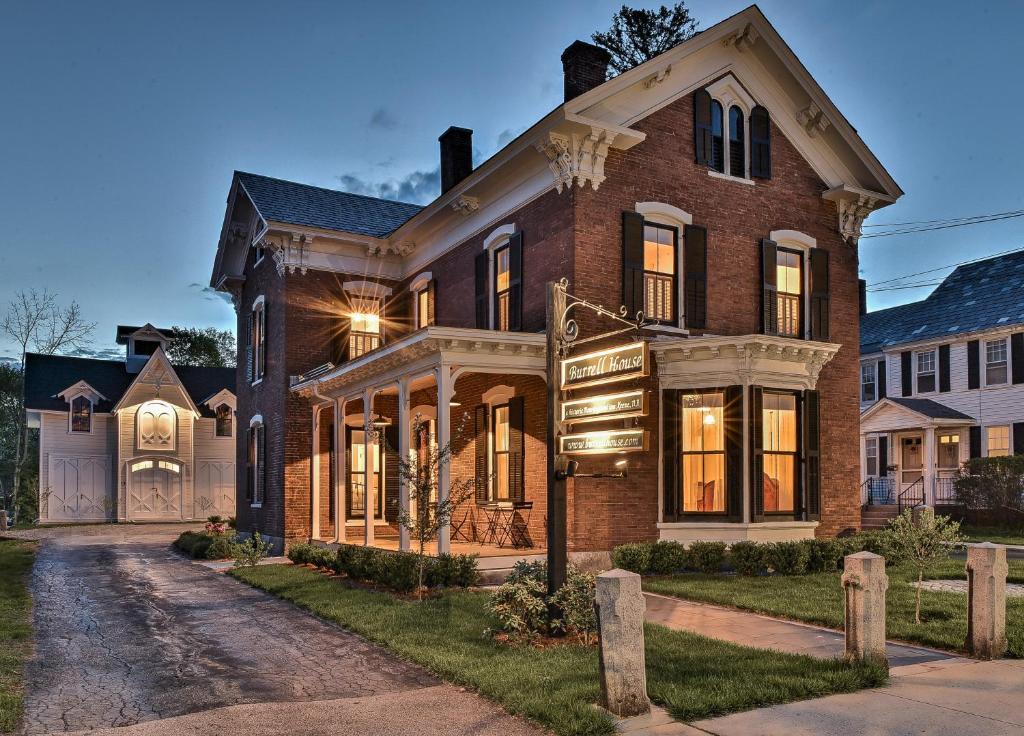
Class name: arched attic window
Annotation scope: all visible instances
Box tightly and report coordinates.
[710,100,725,173]
[138,400,176,451]
[729,106,745,178]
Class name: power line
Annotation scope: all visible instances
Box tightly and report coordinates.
[860,210,1024,239]
[867,281,944,293]
[862,208,1024,229]
[865,246,1024,289]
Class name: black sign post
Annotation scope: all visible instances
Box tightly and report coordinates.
[546,281,568,599]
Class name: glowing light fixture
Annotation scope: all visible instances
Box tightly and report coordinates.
[703,412,717,425]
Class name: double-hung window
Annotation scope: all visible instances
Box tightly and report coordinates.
[985,339,1008,385]
[987,426,1010,457]
[251,300,265,383]
[642,223,677,323]
[916,350,936,393]
[776,249,802,338]
[494,246,511,330]
[349,298,382,358]
[861,362,876,402]
[709,100,725,173]
[416,287,430,329]
[762,392,798,513]
[70,396,92,433]
[491,404,511,501]
[728,106,745,178]
[680,391,725,513]
[865,436,878,477]
[248,422,264,506]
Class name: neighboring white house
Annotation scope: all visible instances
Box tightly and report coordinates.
[24,324,237,523]
[860,251,1024,509]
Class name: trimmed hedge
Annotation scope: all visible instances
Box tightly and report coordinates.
[173,531,235,560]
[287,542,479,592]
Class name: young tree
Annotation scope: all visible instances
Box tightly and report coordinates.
[379,415,475,598]
[592,3,700,76]
[166,326,236,367]
[2,289,95,522]
[885,508,967,624]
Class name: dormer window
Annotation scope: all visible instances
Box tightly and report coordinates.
[70,396,92,433]
[133,339,160,356]
[215,404,233,437]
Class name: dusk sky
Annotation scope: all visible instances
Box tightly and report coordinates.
[1,0,1021,361]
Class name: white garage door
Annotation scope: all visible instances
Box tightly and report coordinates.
[48,455,112,522]
[194,460,235,519]
[127,459,183,520]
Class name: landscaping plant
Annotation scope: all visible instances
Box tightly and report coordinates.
[487,560,597,643]
[883,509,966,624]
[611,541,653,573]
[686,541,727,573]
[648,540,688,575]
[767,541,810,575]
[729,541,766,576]
[232,531,273,568]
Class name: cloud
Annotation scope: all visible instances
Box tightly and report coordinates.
[336,167,440,205]
[496,127,526,150]
[0,356,19,366]
[73,346,124,361]
[189,282,235,306]
[369,107,398,130]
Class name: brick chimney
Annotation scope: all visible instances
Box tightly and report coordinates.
[439,126,473,194]
[859,278,868,316]
[561,40,611,101]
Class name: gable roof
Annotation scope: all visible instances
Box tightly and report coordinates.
[24,353,235,418]
[861,250,1024,353]
[236,171,423,239]
[885,398,974,421]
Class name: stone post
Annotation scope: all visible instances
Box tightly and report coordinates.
[595,569,649,718]
[966,542,1008,659]
[0,509,7,532]
[842,551,889,667]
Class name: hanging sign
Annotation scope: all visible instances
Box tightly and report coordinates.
[560,341,649,390]
[558,429,648,455]
[560,389,648,425]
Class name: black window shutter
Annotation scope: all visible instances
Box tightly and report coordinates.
[475,251,489,329]
[508,396,525,502]
[967,340,981,390]
[760,239,778,335]
[878,435,888,476]
[1012,333,1024,384]
[969,426,982,459]
[1014,423,1024,455]
[427,279,437,326]
[622,211,645,318]
[877,359,887,399]
[245,427,254,501]
[474,405,488,503]
[901,351,912,397]
[683,224,707,330]
[750,105,772,179]
[808,248,830,341]
[693,88,713,166]
[939,344,951,393]
[507,231,523,332]
[384,425,400,521]
[724,385,743,521]
[246,312,253,382]
[803,390,821,521]
[749,386,765,522]
[662,390,679,521]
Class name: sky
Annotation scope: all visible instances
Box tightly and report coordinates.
[1,0,1022,362]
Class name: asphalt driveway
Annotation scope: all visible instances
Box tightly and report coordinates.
[15,524,540,736]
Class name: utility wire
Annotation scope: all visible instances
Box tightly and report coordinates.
[862,208,1024,229]
[865,246,1024,289]
[860,210,1024,239]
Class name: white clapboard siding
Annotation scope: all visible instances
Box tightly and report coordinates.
[39,412,116,522]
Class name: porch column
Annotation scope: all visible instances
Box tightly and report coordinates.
[311,406,321,540]
[334,398,347,543]
[363,388,376,547]
[436,365,453,554]
[923,426,936,506]
[398,377,411,551]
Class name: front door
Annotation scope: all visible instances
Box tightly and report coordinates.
[128,458,183,520]
[899,435,923,493]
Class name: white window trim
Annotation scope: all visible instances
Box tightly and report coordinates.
[68,394,95,435]
[411,271,433,330]
[482,385,516,505]
[915,348,937,394]
[635,203,692,329]
[136,400,177,452]
[985,424,1011,457]
[864,435,878,478]
[213,402,234,439]
[769,230,815,340]
[251,295,266,385]
[482,224,516,330]
[983,337,1009,388]
[249,415,264,507]
[705,74,757,182]
[860,361,877,403]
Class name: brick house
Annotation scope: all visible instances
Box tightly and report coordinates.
[209,6,901,555]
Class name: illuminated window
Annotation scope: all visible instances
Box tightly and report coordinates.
[916,350,936,393]
[987,426,1010,457]
[762,392,797,513]
[643,223,676,323]
[349,298,382,358]
[492,404,511,501]
[938,433,960,468]
[215,404,232,438]
[138,401,176,451]
[776,249,802,338]
[416,287,430,329]
[70,396,92,433]
[680,392,725,513]
[348,429,382,519]
[986,339,1008,385]
[495,246,511,330]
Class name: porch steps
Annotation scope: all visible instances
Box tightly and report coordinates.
[861,504,899,531]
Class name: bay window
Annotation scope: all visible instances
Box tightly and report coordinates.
[762,392,798,513]
[680,392,725,513]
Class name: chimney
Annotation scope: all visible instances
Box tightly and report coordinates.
[439,126,473,194]
[859,278,868,316]
[561,40,611,101]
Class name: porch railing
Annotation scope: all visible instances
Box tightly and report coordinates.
[860,476,895,507]
[898,477,926,514]
[934,477,958,506]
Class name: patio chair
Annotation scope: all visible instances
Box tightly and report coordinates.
[450,504,476,543]
[496,501,534,549]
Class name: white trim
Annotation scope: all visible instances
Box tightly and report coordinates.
[635,202,692,227]
[202,388,237,411]
[482,384,515,406]
[249,414,264,428]
[769,230,817,250]
[67,394,95,435]
[482,223,516,252]
[342,279,394,298]
[251,294,265,310]
[57,380,108,404]
[708,170,755,186]
[409,272,433,293]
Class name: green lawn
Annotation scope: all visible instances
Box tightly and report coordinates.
[961,525,1024,546]
[0,540,35,733]
[644,558,1024,658]
[231,564,885,735]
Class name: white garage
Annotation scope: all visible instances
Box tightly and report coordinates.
[47,455,113,522]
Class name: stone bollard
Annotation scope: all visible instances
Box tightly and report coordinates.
[842,551,889,668]
[0,510,6,532]
[595,569,649,718]
[965,542,1008,659]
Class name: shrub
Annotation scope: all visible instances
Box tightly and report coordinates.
[687,541,727,573]
[232,532,273,568]
[173,530,235,560]
[549,567,598,644]
[331,544,480,592]
[173,531,205,557]
[427,553,480,588]
[287,542,316,565]
[373,550,421,593]
[337,544,376,580]
[487,572,549,639]
[488,561,596,643]
[612,542,654,573]
[206,535,235,560]
[767,541,810,575]
[805,538,845,573]
[506,559,547,584]
[729,541,766,576]
[205,515,228,535]
[648,541,688,575]
[954,455,1024,511]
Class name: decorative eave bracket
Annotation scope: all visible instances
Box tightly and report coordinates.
[368,241,415,257]
[534,113,646,194]
[797,102,831,138]
[260,232,313,276]
[723,22,759,52]
[450,195,479,217]
[822,185,894,246]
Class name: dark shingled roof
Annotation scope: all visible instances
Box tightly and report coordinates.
[885,397,974,421]
[24,353,235,418]
[236,171,423,239]
[861,250,1024,353]
[115,325,175,345]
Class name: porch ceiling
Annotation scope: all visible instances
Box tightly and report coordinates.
[291,326,546,399]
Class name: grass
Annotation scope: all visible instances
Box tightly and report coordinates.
[961,524,1024,546]
[644,558,1024,658]
[231,563,885,735]
[0,540,35,734]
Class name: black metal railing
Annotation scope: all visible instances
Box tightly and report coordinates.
[898,477,926,514]
[861,476,895,506]
[934,477,958,506]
